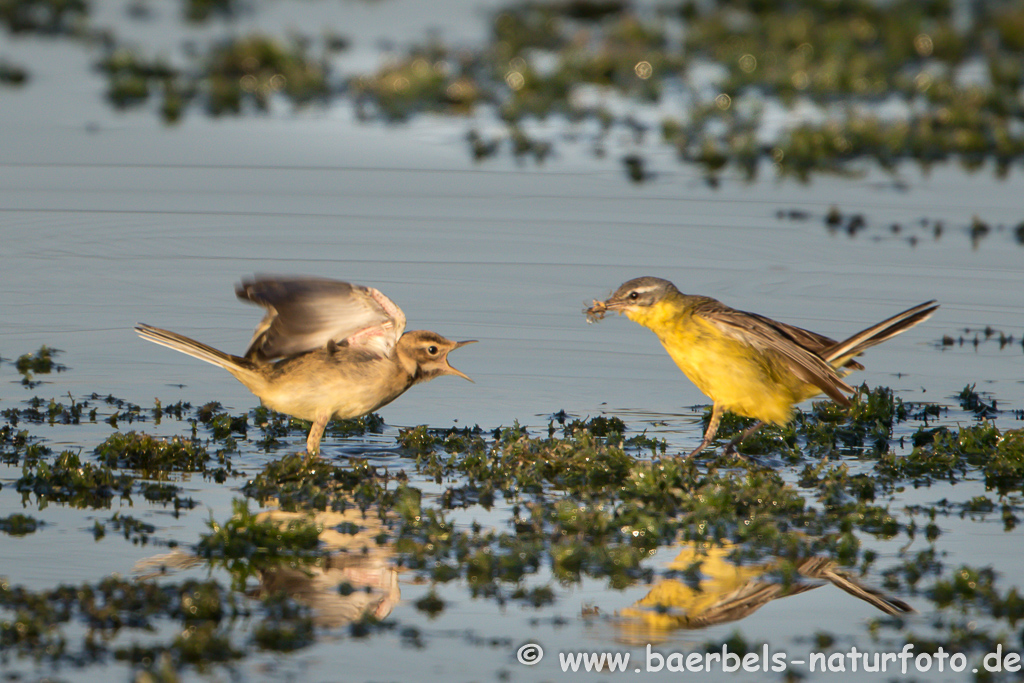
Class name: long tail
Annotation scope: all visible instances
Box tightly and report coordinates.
[798,557,914,616]
[823,300,938,367]
[135,323,254,374]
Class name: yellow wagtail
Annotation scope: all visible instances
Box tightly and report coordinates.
[137,276,475,455]
[586,277,937,457]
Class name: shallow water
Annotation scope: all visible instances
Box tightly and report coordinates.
[1,1,1023,682]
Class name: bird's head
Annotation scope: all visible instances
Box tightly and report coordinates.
[398,330,476,383]
[585,277,679,324]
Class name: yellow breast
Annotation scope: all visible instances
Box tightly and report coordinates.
[626,299,804,425]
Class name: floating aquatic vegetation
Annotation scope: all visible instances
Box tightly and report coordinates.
[17,451,135,509]
[12,346,65,389]
[195,499,326,591]
[139,481,197,513]
[869,562,1024,674]
[0,513,40,536]
[248,406,383,452]
[95,34,329,123]
[351,45,483,122]
[0,59,28,85]
[152,398,191,424]
[0,426,48,467]
[784,204,1024,250]
[3,357,1024,679]
[183,0,239,23]
[204,35,329,115]
[95,431,223,477]
[243,451,396,515]
[941,328,1024,354]
[98,47,183,114]
[349,0,1024,180]
[252,590,315,651]
[7,0,1024,180]
[0,0,89,35]
[100,511,156,545]
[0,575,248,668]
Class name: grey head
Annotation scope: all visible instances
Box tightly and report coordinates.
[397,330,476,383]
[603,277,680,312]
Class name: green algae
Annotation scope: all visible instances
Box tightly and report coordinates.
[204,35,328,115]
[343,0,1024,179]
[252,590,314,651]
[942,328,1024,353]
[3,365,1024,676]
[352,47,482,122]
[9,0,1024,179]
[0,0,88,35]
[0,513,40,536]
[17,451,135,509]
[242,451,392,513]
[183,0,236,23]
[0,574,250,669]
[195,499,325,590]
[0,59,28,86]
[875,421,1024,494]
[95,431,221,475]
[102,512,156,545]
[12,346,65,389]
[95,35,329,123]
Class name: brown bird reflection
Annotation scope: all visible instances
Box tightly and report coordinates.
[615,542,912,645]
[252,508,400,626]
[133,506,399,628]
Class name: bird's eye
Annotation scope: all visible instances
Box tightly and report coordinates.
[628,291,640,300]
[428,345,438,355]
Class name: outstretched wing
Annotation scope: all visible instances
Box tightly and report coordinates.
[689,297,854,406]
[236,276,406,361]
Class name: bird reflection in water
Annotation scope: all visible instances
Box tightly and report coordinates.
[134,506,399,627]
[615,542,912,644]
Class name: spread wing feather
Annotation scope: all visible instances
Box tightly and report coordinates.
[236,276,406,361]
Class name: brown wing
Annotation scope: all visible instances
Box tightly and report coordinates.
[689,297,854,405]
[237,276,406,361]
[745,312,864,371]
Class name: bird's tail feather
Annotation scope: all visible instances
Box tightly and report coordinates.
[135,323,250,373]
[824,301,938,367]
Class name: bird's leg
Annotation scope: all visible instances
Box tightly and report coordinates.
[722,421,764,457]
[686,404,724,458]
[305,414,329,456]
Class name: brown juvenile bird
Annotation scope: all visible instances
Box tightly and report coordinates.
[136,276,475,455]
[587,277,937,457]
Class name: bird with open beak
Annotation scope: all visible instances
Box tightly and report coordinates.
[137,275,475,455]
